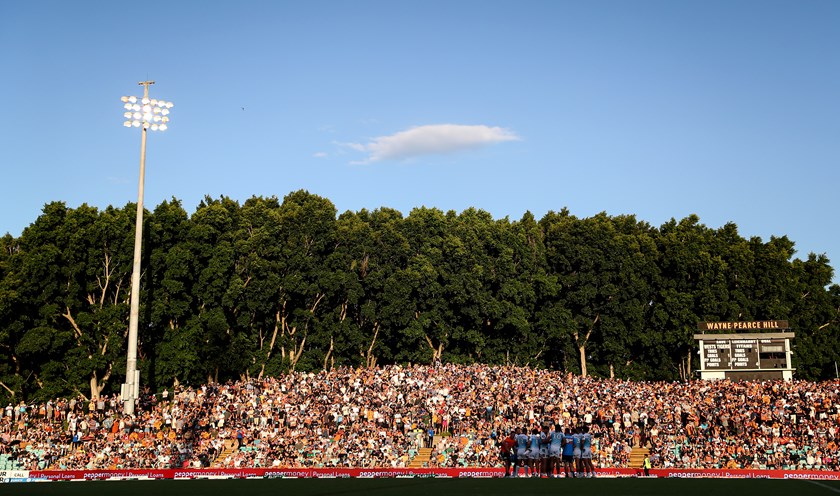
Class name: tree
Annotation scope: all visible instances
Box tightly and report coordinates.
[542,212,657,377]
[651,216,728,380]
[145,198,194,389]
[1,193,838,394]
[10,202,136,400]
[179,196,244,384]
[0,233,25,401]
[788,253,839,379]
[248,191,338,373]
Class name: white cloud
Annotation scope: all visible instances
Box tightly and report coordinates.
[347,124,519,163]
[312,152,328,158]
[334,141,367,152]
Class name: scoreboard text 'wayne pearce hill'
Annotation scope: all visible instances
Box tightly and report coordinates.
[697,320,789,331]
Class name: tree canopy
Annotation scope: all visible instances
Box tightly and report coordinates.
[0,191,838,402]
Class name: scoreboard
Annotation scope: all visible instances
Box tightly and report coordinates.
[694,322,794,380]
[702,338,786,369]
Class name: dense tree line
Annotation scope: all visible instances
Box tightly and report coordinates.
[0,190,838,402]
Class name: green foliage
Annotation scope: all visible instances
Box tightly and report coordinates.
[0,193,837,403]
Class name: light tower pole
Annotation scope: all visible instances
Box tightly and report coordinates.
[120,81,173,415]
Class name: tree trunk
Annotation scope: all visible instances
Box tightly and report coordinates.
[0,381,15,399]
[573,314,598,377]
[424,334,444,363]
[686,348,692,382]
[323,335,334,371]
[365,322,380,368]
[89,363,112,401]
[288,335,306,371]
[280,294,323,372]
[90,375,100,401]
[259,310,281,380]
[579,344,587,377]
[61,307,84,346]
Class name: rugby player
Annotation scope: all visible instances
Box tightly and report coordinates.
[548,422,564,477]
[562,427,575,478]
[538,423,551,477]
[528,427,541,477]
[572,426,583,478]
[499,430,516,477]
[581,425,595,478]
[514,426,530,477]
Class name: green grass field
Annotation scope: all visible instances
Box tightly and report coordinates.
[3,477,840,496]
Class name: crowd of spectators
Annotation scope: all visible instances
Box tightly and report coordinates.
[0,364,838,472]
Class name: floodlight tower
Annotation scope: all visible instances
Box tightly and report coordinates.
[120,81,173,415]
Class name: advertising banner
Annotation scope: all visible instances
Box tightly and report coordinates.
[19,467,840,482]
[0,469,31,482]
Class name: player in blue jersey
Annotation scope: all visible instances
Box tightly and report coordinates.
[562,427,575,478]
[548,423,564,477]
[581,425,594,477]
[572,427,583,478]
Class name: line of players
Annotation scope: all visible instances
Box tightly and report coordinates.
[499,424,596,478]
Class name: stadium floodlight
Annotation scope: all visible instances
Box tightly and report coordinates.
[120,90,174,131]
[120,80,174,416]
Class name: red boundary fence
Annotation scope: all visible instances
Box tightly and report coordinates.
[5,467,837,481]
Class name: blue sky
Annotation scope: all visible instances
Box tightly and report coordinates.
[2,1,838,278]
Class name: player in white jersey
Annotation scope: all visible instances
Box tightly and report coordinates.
[514,426,531,477]
[548,423,564,477]
[538,424,551,477]
[572,427,583,478]
[581,425,595,477]
[528,428,541,476]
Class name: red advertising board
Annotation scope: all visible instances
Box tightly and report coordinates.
[22,467,840,481]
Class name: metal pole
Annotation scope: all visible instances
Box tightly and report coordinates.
[124,81,154,415]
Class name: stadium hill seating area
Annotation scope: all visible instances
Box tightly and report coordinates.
[0,364,837,472]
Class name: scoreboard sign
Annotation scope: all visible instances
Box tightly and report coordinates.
[695,324,794,380]
[697,320,789,331]
[702,338,786,369]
